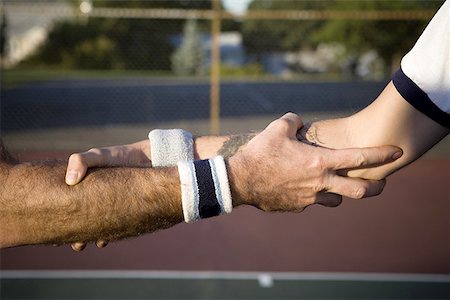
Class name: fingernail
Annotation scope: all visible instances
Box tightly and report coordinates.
[392,151,403,160]
[66,171,78,185]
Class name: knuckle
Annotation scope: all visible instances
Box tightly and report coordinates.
[69,153,83,164]
[313,180,326,193]
[310,155,328,173]
[274,118,292,132]
[355,152,367,168]
[313,173,330,194]
[353,186,367,199]
[285,112,298,118]
[88,148,101,155]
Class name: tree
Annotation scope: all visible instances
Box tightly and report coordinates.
[312,0,445,72]
[0,9,7,59]
[23,0,212,70]
[171,19,205,76]
[242,0,336,61]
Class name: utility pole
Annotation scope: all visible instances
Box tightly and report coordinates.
[209,0,221,135]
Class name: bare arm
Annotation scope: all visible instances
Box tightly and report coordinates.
[1,135,256,249]
[0,158,182,248]
[299,81,449,180]
[299,1,450,179]
[1,114,400,249]
[64,133,256,185]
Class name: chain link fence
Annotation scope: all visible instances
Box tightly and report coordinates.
[1,4,449,297]
[0,0,448,155]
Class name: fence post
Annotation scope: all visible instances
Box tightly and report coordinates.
[209,0,221,135]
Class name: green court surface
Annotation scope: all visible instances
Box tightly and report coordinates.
[1,271,449,299]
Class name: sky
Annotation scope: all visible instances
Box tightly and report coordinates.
[222,0,252,15]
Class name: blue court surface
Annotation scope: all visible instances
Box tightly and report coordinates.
[1,271,449,299]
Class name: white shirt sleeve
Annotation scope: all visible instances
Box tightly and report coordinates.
[393,0,450,128]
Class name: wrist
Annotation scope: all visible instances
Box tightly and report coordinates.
[178,156,233,223]
[134,140,152,164]
[225,155,251,208]
[194,136,228,160]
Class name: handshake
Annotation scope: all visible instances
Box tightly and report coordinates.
[61,112,402,251]
[3,1,449,250]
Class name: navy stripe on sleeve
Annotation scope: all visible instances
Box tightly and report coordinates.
[194,160,221,219]
[392,68,450,128]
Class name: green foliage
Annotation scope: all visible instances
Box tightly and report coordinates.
[24,17,176,70]
[23,0,213,70]
[242,0,445,72]
[95,0,211,9]
[312,0,445,69]
[171,19,205,76]
[70,36,120,69]
[0,10,6,58]
[220,63,264,77]
[26,20,121,69]
[242,0,336,59]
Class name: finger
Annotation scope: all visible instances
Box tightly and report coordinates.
[65,148,107,185]
[315,192,343,207]
[71,242,87,252]
[96,240,108,248]
[327,176,387,199]
[329,146,402,170]
[272,112,304,138]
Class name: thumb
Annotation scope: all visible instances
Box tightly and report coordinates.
[65,153,89,185]
[277,112,304,139]
[65,149,105,185]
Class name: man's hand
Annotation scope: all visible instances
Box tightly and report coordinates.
[226,113,402,212]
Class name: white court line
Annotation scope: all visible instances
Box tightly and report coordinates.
[0,271,449,283]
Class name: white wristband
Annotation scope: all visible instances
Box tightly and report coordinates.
[178,156,233,223]
[148,129,194,167]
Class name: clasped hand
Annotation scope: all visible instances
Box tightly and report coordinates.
[65,113,401,251]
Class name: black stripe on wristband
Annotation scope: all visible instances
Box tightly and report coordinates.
[194,159,221,219]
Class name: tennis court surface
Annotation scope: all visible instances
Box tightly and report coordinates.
[1,271,449,299]
[1,158,449,299]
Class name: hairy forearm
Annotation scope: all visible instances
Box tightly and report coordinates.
[0,161,182,248]
[0,132,257,248]
[300,82,449,180]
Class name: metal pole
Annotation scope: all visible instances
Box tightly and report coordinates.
[209,0,221,135]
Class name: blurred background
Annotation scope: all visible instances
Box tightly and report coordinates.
[0,0,449,299]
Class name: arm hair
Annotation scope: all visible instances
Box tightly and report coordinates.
[0,140,182,248]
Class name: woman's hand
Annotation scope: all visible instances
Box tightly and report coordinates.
[65,140,151,186]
